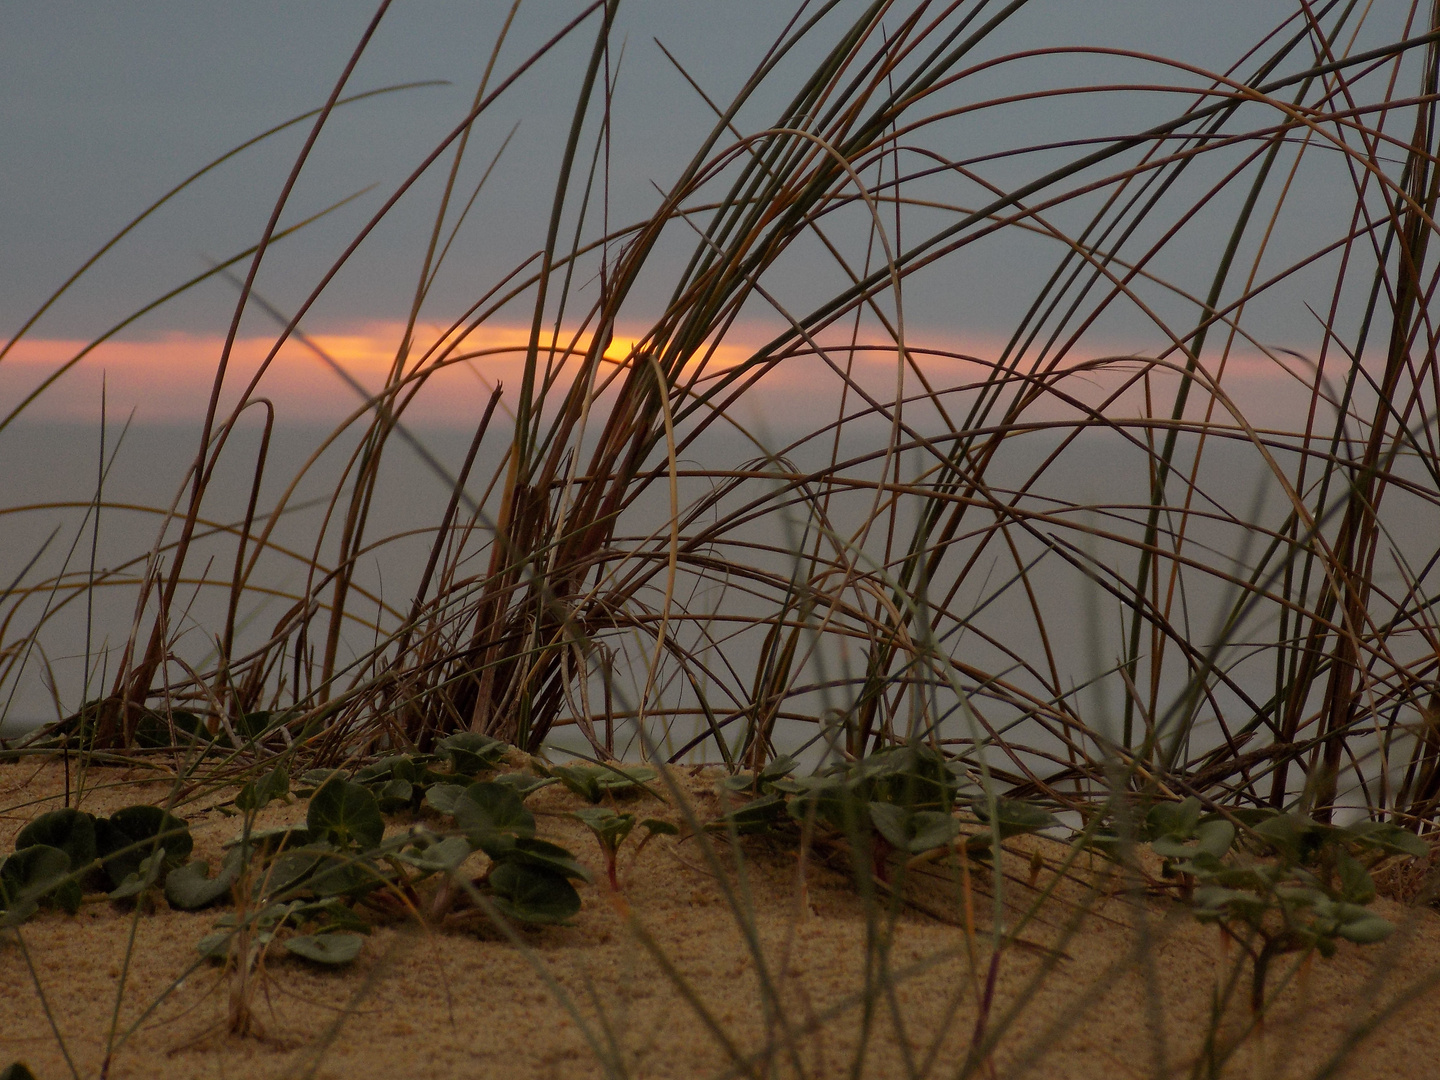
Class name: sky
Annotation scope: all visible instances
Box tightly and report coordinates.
[0,1,1395,426]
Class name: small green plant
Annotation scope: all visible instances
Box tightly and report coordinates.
[1,801,196,923]
[1,756,594,989]
[543,761,658,803]
[572,808,677,890]
[1129,797,1427,1012]
[708,743,1058,883]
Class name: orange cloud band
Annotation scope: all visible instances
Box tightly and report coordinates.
[0,321,1347,431]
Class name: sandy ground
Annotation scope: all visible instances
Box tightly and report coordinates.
[3,755,1440,1080]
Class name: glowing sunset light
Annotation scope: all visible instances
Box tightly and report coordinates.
[1,316,1343,432]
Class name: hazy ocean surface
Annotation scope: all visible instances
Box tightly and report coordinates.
[1,418,1432,790]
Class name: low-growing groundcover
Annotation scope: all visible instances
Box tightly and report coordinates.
[4,756,1440,1080]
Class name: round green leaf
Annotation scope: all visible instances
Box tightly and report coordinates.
[488,863,581,924]
[550,764,602,803]
[1,844,74,913]
[166,852,241,910]
[378,778,414,810]
[296,769,346,796]
[256,849,325,900]
[307,779,384,850]
[867,802,910,848]
[15,809,97,873]
[284,932,364,965]
[307,852,387,898]
[356,755,421,789]
[504,837,592,882]
[1145,797,1202,841]
[437,732,509,775]
[491,773,557,799]
[108,848,174,901]
[424,783,468,816]
[95,806,192,890]
[236,765,290,813]
[454,782,535,842]
[907,811,961,853]
[398,835,472,874]
[196,930,234,962]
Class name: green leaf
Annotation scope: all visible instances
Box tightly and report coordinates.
[397,835,472,874]
[95,806,192,890]
[503,837,592,882]
[572,807,635,850]
[867,802,910,848]
[291,898,371,934]
[196,930,234,961]
[356,754,420,785]
[710,792,788,835]
[378,778,414,810]
[552,763,655,802]
[640,819,679,838]
[1145,797,1202,841]
[307,779,384,850]
[257,849,325,899]
[165,851,242,910]
[232,709,284,744]
[759,754,798,783]
[107,849,168,901]
[437,732,510,775]
[307,852,388,898]
[15,808,97,874]
[1344,820,1429,859]
[974,799,1059,838]
[284,932,363,965]
[134,709,211,748]
[1335,914,1395,945]
[425,783,468,815]
[908,811,961,854]
[1195,819,1236,860]
[454,782,535,844]
[488,863,581,925]
[1,844,76,916]
[550,764,602,802]
[296,769,346,796]
[224,824,311,852]
[1336,846,1377,904]
[1253,813,1334,864]
[491,773,557,799]
[236,764,291,813]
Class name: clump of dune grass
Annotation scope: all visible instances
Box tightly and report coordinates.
[4,1,1440,1076]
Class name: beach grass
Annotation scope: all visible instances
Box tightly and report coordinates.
[3,2,1440,1077]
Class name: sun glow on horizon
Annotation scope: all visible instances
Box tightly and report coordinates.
[0,319,1345,432]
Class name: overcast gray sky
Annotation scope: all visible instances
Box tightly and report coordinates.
[2,1,1325,347]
